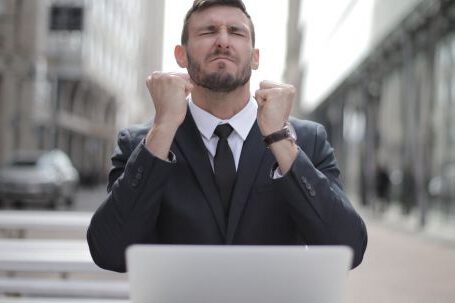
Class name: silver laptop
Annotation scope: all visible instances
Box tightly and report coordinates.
[126,245,352,303]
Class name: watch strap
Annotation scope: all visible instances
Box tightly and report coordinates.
[263,125,292,146]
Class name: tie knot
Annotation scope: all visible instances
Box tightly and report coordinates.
[214,124,233,139]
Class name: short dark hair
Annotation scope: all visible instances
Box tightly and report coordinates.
[181,0,255,46]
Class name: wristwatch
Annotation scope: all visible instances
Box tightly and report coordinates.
[263,122,297,147]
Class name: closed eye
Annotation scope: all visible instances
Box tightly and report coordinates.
[199,25,217,36]
[229,26,247,37]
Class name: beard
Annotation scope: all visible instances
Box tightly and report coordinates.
[186,49,252,93]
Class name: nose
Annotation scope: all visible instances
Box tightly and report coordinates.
[215,29,230,49]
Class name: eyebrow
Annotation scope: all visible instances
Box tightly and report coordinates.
[195,23,249,33]
[228,25,248,33]
[198,25,217,32]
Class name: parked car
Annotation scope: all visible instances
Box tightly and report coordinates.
[0,149,79,208]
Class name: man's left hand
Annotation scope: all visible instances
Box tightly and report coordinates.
[255,80,296,136]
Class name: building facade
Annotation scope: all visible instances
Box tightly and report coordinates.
[285,0,455,234]
[0,0,164,184]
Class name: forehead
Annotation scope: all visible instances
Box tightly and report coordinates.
[187,5,251,30]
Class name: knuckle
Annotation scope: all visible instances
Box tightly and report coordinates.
[146,74,156,84]
[150,72,161,83]
[167,74,183,84]
[255,90,265,100]
[285,84,296,96]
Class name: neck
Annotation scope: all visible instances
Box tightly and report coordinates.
[191,83,251,120]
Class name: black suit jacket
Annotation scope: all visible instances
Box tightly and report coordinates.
[87,112,367,272]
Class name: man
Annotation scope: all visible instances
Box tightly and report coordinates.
[87,0,367,273]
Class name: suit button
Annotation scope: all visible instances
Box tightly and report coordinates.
[135,173,143,180]
[300,176,307,184]
[309,189,316,197]
[305,183,312,190]
[131,180,139,188]
[138,167,144,173]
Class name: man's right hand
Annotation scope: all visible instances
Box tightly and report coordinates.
[146,72,193,128]
[144,72,193,160]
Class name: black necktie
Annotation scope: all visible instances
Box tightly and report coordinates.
[214,124,236,217]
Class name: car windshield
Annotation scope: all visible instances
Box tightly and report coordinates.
[9,151,43,167]
[11,159,38,166]
[37,150,73,171]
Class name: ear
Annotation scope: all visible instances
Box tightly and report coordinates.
[174,45,188,68]
[251,48,259,70]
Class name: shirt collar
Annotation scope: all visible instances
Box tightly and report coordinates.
[188,96,257,141]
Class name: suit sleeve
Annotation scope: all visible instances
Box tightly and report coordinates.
[87,128,174,272]
[276,123,367,268]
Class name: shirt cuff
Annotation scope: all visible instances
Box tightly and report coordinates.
[271,163,284,179]
[141,139,177,163]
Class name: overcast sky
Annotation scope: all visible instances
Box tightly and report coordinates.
[162,0,289,91]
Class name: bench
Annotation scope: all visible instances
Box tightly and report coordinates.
[0,213,128,299]
[0,239,128,299]
[0,239,98,272]
[0,277,129,299]
[0,300,128,303]
[0,211,92,238]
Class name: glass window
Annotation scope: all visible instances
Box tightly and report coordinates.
[0,1,5,15]
[49,6,84,31]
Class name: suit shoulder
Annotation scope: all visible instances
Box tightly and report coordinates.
[117,121,152,148]
[121,121,152,137]
[288,117,324,133]
[288,117,329,154]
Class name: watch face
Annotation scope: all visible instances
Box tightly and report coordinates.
[286,123,297,141]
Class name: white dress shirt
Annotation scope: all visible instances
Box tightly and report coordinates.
[188,96,257,171]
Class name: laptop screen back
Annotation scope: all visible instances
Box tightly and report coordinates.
[127,245,352,303]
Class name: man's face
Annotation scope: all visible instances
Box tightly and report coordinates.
[177,6,259,92]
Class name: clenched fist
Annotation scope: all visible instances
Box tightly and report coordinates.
[146,72,193,129]
[255,80,296,136]
[145,72,193,160]
[255,80,297,173]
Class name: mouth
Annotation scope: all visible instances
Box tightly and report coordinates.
[209,56,235,63]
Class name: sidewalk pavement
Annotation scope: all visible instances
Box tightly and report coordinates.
[345,217,455,303]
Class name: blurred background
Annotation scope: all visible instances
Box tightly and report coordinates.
[0,0,454,302]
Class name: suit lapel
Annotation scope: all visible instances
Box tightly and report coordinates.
[174,111,227,238]
[226,122,267,243]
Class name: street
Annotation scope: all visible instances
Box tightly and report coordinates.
[346,217,455,303]
[73,184,108,212]
[75,186,455,303]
